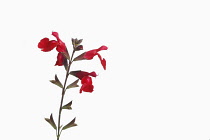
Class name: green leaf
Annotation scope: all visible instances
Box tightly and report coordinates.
[50,75,63,88]
[62,117,77,130]
[45,114,57,130]
[62,101,73,110]
[66,79,79,89]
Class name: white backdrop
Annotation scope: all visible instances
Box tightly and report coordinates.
[0,0,210,140]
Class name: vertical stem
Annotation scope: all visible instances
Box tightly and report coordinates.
[57,50,75,140]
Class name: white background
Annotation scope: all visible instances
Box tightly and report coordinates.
[0,0,210,140]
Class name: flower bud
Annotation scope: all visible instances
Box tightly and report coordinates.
[72,38,83,49]
[75,45,83,51]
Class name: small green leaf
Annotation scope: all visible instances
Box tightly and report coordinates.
[66,79,79,89]
[50,75,63,88]
[45,114,57,130]
[62,101,73,110]
[62,117,77,130]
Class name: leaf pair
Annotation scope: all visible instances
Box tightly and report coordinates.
[45,114,77,130]
[50,75,79,90]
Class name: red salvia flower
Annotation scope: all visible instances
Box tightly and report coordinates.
[70,70,97,80]
[80,76,94,93]
[74,46,108,70]
[84,46,108,70]
[52,32,69,66]
[84,46,107,59]
[38,32,67,53]
[38,32,69,66]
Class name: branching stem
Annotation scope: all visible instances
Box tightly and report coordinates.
[57,50,75,140]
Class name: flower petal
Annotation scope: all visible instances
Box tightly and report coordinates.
[89,72,97,77]
[96,53,106,70]
[81,76,92,84]
[52,32,60,41]
[38,38,57,52]
[79,84,94,93]
[83,50,97,60]
[101,58,106,70]
[55,53,67,66]
[52,32,67,52]
[79,76,94,93]
[97,45,108,51]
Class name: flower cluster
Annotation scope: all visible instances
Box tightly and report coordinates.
[38,31,108,93]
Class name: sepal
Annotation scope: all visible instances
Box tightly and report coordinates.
[73,52,86,61]
[61,51,70,60]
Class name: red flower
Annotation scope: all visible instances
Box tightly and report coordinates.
[38,32,67,53]
[38,38,57,52]
[52,32,67,53]
[74,46,108,70]
[52,32,69,66]
[80,76,94,93]
[38,32,69,66]
[70,71,96,93]
[84,46,107,59]
[70,70,97,80]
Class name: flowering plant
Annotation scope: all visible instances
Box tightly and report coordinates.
[38,32,107,140]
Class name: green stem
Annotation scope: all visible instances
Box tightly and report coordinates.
[57,50,75,140]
